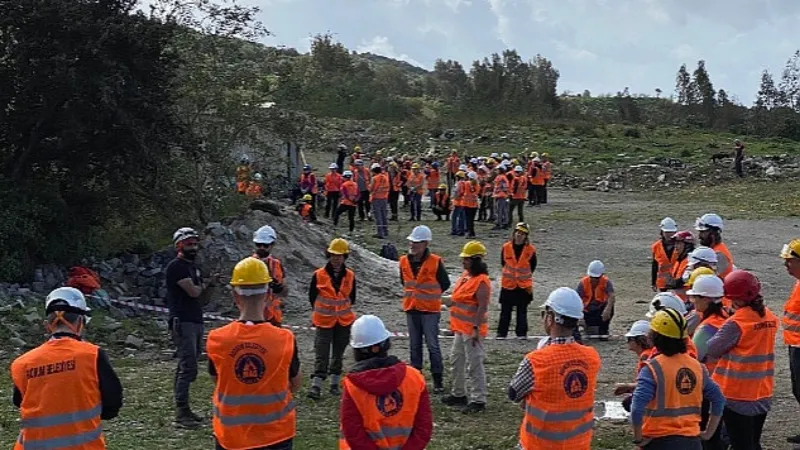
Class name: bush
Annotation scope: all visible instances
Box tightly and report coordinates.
[624,127,642,138]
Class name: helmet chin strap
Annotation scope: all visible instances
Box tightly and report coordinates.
[46,311,83,336]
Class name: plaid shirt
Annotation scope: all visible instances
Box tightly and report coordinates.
[508,336,576,403]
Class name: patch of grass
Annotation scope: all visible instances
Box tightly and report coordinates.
[539,210,628,227]
[672,179,800,220]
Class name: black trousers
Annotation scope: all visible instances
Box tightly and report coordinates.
[389,190,399,218]
[464,207,477,237]
[357,191,371,219]
[700,399,725,450]
[497,297,529,337]
[334,204,356,232]
[584,303,613,336]
[509,199,525,223]
[542,180,548,204]
[527,184,537,205]
[534,185,545,205]
[314,324,351,378]
[735,157,744,177]
[401,187,410,206]
[172,321,203,408]
[790,347,800,406]
[644,436,701,450]
[433,206,450,221]
[325,192,340,218]
[722,408,766,450]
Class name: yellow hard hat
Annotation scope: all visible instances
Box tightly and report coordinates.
[781,239,800,259]
[411,163,421,169]
[455,171,465,178]
[687,267,716,286]
[302,194,313,201]
[542,152,549,157]
[438,183,447,189]
[459,240,487,258]
[511,159,519,165]
[514,222,530,234]
[649,308,687,339]
[390,161,399,168]
[487,158,497,165]
[376,150,383,156]
[354,145,361,151]
[327,238,350,255]
[230,257,272,287]
[529,151,539,158]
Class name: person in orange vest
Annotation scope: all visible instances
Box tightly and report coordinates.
[400,161,412,208]
[339,315,433,450]
[400,225,451,394]
[296,194,316,223]
[207,257,301,450]
[630,308,724,450]
[576,260,616,339]
[442,241,491,414]
[11,287,123,450]
[299,164,318,207]
[540,152,552,204]
[462,172,480,238]
[388,162,402,221]
[509,166,528,223]
[406,163,425,221]
[425,161,441,206]
[706,270,778,450]
[781,240,800,444]
[236,156,252,194]
[351,159,372,221]
[478,168,493,222]
[666,231,696,302]
[324,163,343,219]
[246,173,264,198]
[432,184,450,220]
[252,225,288,327]
[509,287,601,450]
[308,238,357,400]
[652,217,678,292]
[334,171,359,234]
[528,158,546,206]
[613,320,653,413]
[369,163,390,239]
[450,171,466,236]
[645,292,701,356]
[446,150,461,191]
[695,214,734,280]
[492,165,510,230]
[497,222,537,339]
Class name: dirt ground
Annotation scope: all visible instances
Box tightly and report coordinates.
[287,187,800,449]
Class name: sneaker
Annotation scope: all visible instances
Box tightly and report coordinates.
[330,383,341,396]
[433,385,445,395]
[462,402,486,414]
[174,409,201,429]
[441,395,468,407]
[516,335,528,340]
[307,385,322,400]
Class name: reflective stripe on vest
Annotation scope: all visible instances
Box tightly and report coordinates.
[783,281,800,345]
[449,272,490,336]
[652,241,675,290]
[642,354,702,438]
[312,268,356,328]
[370,174,390,200]
[512,176,527,199]
[501,242,535,290]
[579,276,608,307]
[18,424,103,450]
[325,173,343,192]
[340,181,359,206]
[493,176,509,198]
[400,255,443,313]
[462,182,479,208]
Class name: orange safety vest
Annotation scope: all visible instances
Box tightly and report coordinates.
[636,352,650,377]
[652,240,677,290]
[208,321,296,449]
[481,182,493,198]
[300,204,312,218]
[713,243,734,280]
[426,168,440,190]
[512,175,528,200]
[519,342,601,450]
[11,338,105,450]
[433,191,449,209]
[493,174,509,199]
[352,167,371,190]
[646,339,699,361]
[783,281,800,346]
[370,173,390,201]
[447,156,460,174]
[501,242,536,290]
[712,306,777,401]
[542,161,552,181]
[400,254,443,313]
[670,258,689,301]
[325,172,343,193]
[340,181,359,206]
[406,172,424,194]
[462,182,479,208]
[529,167,545,186]
[338,366,426,450]
[579,276,609,308]
[255,255,285,324]
[246,183,263,198]
[312,268,356,328]
[697,314,727,373]
[300,173,318,194]
[449,272,490,336]
[452,180,464,207]
[390,172,403,192]
[641,353,703,439]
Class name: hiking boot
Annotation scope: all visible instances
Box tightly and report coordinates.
[307,385,322,400]
[441,395,468,407]
[187,410,205,422]
[433,373,445,395]
[174,409,201,429]
[330,383,341,396]
[461,402,486,414]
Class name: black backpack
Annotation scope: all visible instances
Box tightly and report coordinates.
[380,242,399,261]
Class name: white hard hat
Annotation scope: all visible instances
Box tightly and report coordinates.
[173,227,198,245]
[660,217,678,232]
[689,246,718,265]
[407,225,433,242]
[646,292,686,318]
[625,320,651,338]
[502,152,510,159]
[370,163,381,170]
[343,170,353,177]
[468,171,478,180]
[46,287,90,313]
[533,157,541,162]
[253,173,263,181]
[587,260,605,277]
[686,275,724,298]
[253,225,277,245]
[459,164,468,171]
[329,163,338,169]
[541,287,584,320]
[695,213,724,231]
[490,152,500,159]
[355,159,364,166]
[470,158,479,164]
[514,165,524,172]
[350,315,391,349]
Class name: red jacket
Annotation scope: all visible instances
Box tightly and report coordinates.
[340,356,433,450]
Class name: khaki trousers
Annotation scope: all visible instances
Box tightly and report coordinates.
[450,332,487,403]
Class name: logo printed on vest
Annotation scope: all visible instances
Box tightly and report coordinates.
[376,390,404,417]
[563,370,589,398]
[234,353,266,384]
[676,367,697,395]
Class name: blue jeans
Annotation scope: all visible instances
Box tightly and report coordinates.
[406,312,443,375]
[451,206,465,234]
[410,193,422,220]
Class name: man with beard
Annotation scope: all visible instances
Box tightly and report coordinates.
[166,227,208,428]
[252,225,288,327]
[695,214,735,280]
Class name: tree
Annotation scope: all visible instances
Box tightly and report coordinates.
[779,50,800,111]
[756,70,780,110]
[692,60,716,124]
[655,88,662,98]
[675,64,692,105]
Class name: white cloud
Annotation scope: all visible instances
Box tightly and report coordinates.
[670,44,696,61]
[443,0,471,11]
[356,36,426,68]
[552,40,598,61]
[417,21,456,40]
[486,0,512,46]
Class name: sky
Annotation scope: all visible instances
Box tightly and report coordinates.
[243,1,799,102]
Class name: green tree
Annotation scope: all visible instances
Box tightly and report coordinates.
[692,60,716,124]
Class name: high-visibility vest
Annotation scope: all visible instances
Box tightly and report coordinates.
[519,343,600,450]
[352,167,371,191]
[652,240,677,290]
[481,182,493,198]
[452,180,464,207]
[646,339,699,361]
[447,156,460,174]
[636,352,650,377]
[712,306,777,401]
[340,181,359,206]
[782,281,800,346]
[433,192,449,209]
[713,243,734,279]
[449,271,490,336]
[312,268,356,328]
[390,172,403,192]
[511,176,528,200]
[11,338,105,450]
[462,182,479,208]
[670,258,689,301]
[399,254,443,313]
[255,254,284,324]
[338,366,426,450]
[426,168,440,190]
[300,173,318,194]
[641,353,703,439]
[208,322,296,449]
[406,173,424,194]
[300,204,312,218]
[697,314,727,373]
[493,175,509,199]
[246,183,263,198]
[325,172,343,193]
[529,167,545,186]
[579,276,609,308]
[542,161,552,180]
[370,173,390,201]
[501,242,536,290]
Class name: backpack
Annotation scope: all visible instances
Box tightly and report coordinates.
[380,242,399,261]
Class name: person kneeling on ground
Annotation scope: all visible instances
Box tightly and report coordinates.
[339,315,433,450]
[576,260,615,339]
[432,184,451,221]
[613,320,653,412]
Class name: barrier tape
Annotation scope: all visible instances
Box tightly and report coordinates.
[104,296,621,341]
